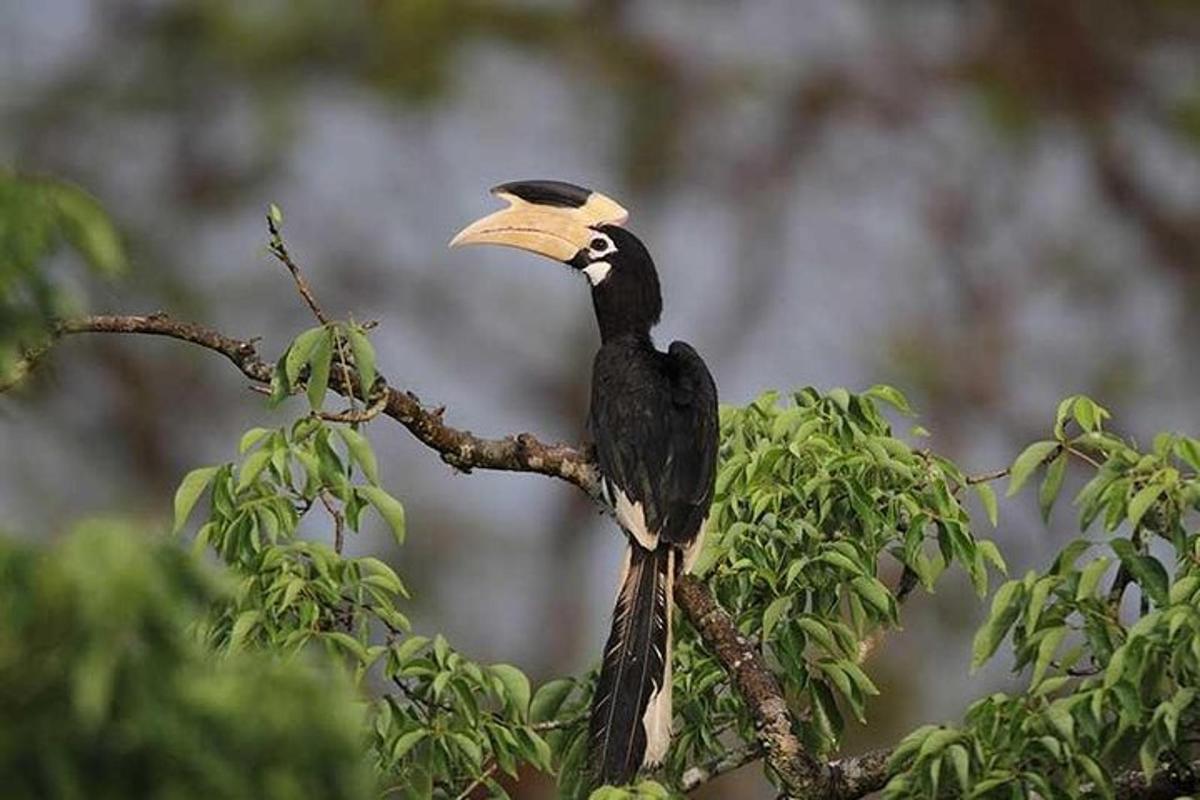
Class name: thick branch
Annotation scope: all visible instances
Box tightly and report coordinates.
[48,314,600,495]
[675,574,823,795]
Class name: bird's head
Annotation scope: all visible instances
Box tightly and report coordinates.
[451,180,662,341]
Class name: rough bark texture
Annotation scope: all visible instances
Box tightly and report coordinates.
[55,314,601,495]
[675,574,823,795]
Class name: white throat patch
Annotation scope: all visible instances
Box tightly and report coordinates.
[583,261,612,286]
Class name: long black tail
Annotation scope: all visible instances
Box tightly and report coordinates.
[588,542,674,787]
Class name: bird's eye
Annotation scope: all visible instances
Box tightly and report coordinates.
[590,237,609,253]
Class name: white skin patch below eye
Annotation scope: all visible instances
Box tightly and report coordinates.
[583,260,612,285]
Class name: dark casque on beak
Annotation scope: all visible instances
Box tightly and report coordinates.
[450,180,628,262]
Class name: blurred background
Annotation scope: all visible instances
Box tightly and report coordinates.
[2,1,1199,796]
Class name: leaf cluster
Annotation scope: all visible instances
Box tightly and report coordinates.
[663,387,1004,788]
[887,396,1200,799]
[0,521,371,800]
[173,325,563,799]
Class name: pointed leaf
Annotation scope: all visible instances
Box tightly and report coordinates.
[490,664,531,720]
[347,324,377,398]
[358,486,406,544]
[1007,441,1058,497]
[172,466,219,533]
[306,332,333,410]
[337,426,380,485]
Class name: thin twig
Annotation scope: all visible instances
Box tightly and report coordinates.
[1065,442,1104,470]
[319,490,345,554]
[680,742,762,791]
[317,389,388,424]
[330,326,358,412]
[530,711,587,732]
[965,467,1010,485]
[267,212,330,326]
[453,763,498,800]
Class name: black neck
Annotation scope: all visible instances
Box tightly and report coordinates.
[587,228,662,344]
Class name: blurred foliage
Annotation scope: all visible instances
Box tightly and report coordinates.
[0,520,370,800]
[885,397,1200,799]
[0,171,126,383]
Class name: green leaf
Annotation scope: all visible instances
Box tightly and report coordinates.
[337,427,380,485]
[268,355,290,408]
[392,635,429,665]
[977,540,1007,576]
[947,744,971,791]
[796,617,838,655]
[1072,396,1107,433]
[1126,482,1164,531]
[866,384,913,415]
[972,579,1023,670]
[1127,555,1169,606]
[888,724,941,769]
[324,631,369,663]
[357,556,405,595]
[1031,626,1067,687]
[490,664,531,721]
[1025,577,1055,635]
[975,483,998,527]
[172,466,219,533]
[228,610,260,651]
[391,729,428,761]
[450,733,483,768]
[358,486,406,544]
[1075,557,1111,601]
[762,596,792,641]
[1007,441,1058,497]
[347,324,377,397]
[530,679,575,724]
[1076,755,1112,800]
[284,326,328,387]
[52,183,127,277]
[851,576,894,620]
[1175,438,1200,472]
[839,659,880,696]
[238,427,273,454]
[306,331,333,410]
[1169,576,1199,605]
[268,203,284,225]
[1038,452,1067,523]
[236,449,273,492]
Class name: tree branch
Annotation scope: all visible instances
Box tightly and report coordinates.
[45,313,600,496]
[679,742,761,792]
[675,574,824,795]
[19,310,1189,800]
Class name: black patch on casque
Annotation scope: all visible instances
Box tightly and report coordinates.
[492,179,592,208]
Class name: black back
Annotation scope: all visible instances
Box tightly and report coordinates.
[590,337,718,546]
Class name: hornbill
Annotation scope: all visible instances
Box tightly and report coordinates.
[451,180,718,786]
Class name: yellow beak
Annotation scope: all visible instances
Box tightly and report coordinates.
[450,186,628,263]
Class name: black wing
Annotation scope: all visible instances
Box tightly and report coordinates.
[590,340,718,548]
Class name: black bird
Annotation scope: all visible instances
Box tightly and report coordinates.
[451,180,719,786]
